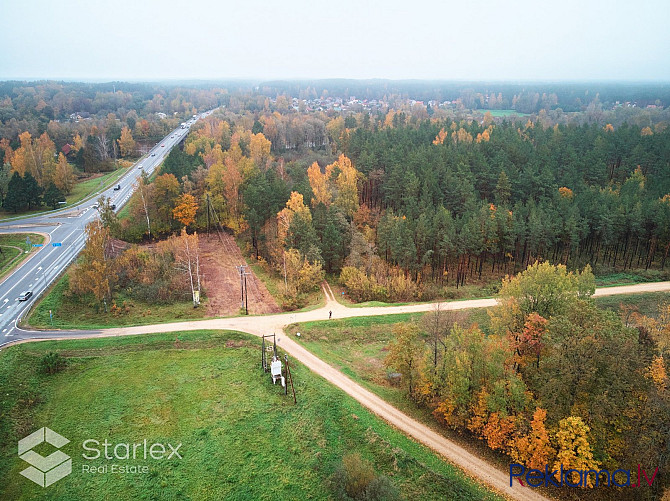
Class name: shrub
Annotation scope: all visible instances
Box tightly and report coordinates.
[331,453,398,500]
[40,352,67,375]
[362,475,400,501]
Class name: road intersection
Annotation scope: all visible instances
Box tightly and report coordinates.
[0,113,212,343]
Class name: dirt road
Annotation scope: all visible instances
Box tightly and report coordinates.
[199,233,280,316]
[10,281,670,501]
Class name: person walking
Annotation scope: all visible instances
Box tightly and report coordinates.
[329,310,332,319]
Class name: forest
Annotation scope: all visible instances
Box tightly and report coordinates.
[1,80,669,306]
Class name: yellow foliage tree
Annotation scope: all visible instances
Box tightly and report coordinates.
[433,128,448,145]
[249,132,271,167]
[307,161,333,208]
[333,154,360,217]
[69,220,113,305]
[117,126,136,157]
[54,153,76,194]
[172,193,199,227]
[553,416,599,487]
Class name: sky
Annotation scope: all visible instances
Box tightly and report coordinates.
[1,0,669,82]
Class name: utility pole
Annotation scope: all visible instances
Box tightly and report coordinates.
[236,265,244,308]
[244,273,248,315]
[206,193,211,236]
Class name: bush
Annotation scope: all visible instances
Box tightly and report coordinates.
[40,352,67,375]
[331,453,398,500]
[362,475,400,501]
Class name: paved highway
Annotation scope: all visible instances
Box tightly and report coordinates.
[0,111,214,346]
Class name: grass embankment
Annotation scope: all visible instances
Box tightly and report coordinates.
[0,233,46,280]
[27,274,206,329]
[594,269,670,287]
[0,331,500,501]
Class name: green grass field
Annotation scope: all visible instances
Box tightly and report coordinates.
[27,274,208,329]
[66,166,130,206]
[0,331,500,501]
[0,233,46,279]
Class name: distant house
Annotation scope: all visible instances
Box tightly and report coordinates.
[61,143,72,156]
[156,112,167,119]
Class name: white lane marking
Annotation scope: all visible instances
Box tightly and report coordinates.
[0,227,78,303]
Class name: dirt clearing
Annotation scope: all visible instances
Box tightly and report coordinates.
[199,232,280,316]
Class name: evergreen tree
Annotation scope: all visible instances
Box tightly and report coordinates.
[43,183,65,209]
[4,172,26,213]
[23,172,43,210]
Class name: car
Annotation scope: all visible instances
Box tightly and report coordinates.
[92,204,99,210]
[171,135,174,138]
[18,291,32,301]
[151,153,156,157]
[110,204,116,210]
[161,144,165,147]
[113,184,121,191]
[138,164,143,169]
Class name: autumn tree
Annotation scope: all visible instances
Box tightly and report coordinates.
[172,193,198,227]
[307,161,332,208]
[553,416,599,487]
[385,323,424,398]
[54,153,76,194]
[513,408,555,470]
[153,173,181,230]
[117,126,136,157]
[333,154,360,218]
[97,195,120,235]
[249,132,271,167]
[167,228,202,307]
[69,220,113,307]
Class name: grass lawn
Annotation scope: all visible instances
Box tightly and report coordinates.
[66,166,130,206]
[595,291,669,318]
[0,233,46,279]
[27,274,208,329]
[0,331,500,501]
[594,269,670,287]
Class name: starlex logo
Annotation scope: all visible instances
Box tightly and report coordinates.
[18,427,71,487]
[510,463,659,488]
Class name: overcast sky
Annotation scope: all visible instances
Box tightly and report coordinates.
[1,0,668,82]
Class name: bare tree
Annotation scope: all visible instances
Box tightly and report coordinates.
[173,229,201,307]
[421,303,467,367]
[95,131,110,161]
[136,176,152,239]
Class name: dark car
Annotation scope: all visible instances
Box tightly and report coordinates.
[110,204,116,210]
[18,291,32,301]
[113,185,121,191]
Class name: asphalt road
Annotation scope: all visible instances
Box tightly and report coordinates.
[0,112,214,345]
